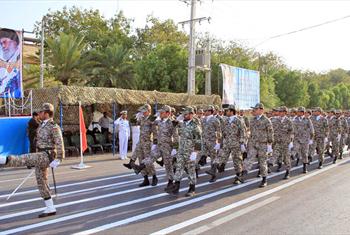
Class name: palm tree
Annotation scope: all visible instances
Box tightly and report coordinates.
[46,33,90,85]
[86,44,134,88]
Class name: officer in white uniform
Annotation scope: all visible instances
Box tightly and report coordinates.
[114,111,130,160]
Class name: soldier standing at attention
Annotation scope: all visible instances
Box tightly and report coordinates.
[310,107,329,169]
[244,103,274,188]
[1,103,64,218]
[293,107,315,173]
[166,106,202,197]
[203,105,222,183]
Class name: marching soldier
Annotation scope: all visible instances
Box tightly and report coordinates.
[217,105,246,184]
[203,105,222,182]
[329,110,343,164]
[271,107,294,179]
[152,105,177,191]
[244,103,274,187]
[293,107,315,173]
[123,104,158,187]
[310,107,329,168]
[339,111,348,159]
[166,106,202,197]
[1,103,64,218]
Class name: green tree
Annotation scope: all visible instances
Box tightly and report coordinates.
[46,33,89,85]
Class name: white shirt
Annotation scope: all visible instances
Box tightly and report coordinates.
[114,118,130,135]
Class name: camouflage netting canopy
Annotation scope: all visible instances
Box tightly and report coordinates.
[29,86,221,132]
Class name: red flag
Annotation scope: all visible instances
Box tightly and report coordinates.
[79,107,88,153]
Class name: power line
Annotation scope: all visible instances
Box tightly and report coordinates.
[254,14,350,47]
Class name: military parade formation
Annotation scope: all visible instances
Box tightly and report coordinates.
[123,102,350,198]
[1,101,349,220]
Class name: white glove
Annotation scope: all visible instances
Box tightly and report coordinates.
[324,137,328,144]
[151,144,157,151]
[214,143,221,150]
[49,159,60,169]
[136,112,143,121]
[176,114,184,122]
[337,134,341,142]
[308,139,313,145]
[288,142,293,151]
[171,149,177,156]
[240,144,246,153]
[190,152,197,161]
[267,144,273,154]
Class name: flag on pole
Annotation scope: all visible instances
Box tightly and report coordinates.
[79,106,88,153]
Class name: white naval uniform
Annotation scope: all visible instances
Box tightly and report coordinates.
[114,117,130,159]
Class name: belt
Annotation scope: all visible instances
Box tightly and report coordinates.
[38,148,55,162]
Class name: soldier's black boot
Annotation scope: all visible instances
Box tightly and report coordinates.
[333,156,337,164]
[123,159,135,169]
[218,163,226,173]
[303,163,308,173]
[138,176,150,187]
[290,155,295,160]
[256,170,261,178]
[151,175,158,186]
[156,159,164,167]
[170,181,180,195]
[198,155,207,166]
[133,163,146,175]
[164,180,173,191]
[277,162,282,172]
[242,152,248,160]
[206,164,218,183]
[295,158,300,166]
[308,155,312,165]
[233,172,244,185]
[185,184,195,197]
[259,176,267,188]
[283,169,290,180]
[318,161,323,169]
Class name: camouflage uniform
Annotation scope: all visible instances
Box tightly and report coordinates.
[245,112,274,178]
[310,111,329,164]
[152,110,177,181]
[6,104,64,200]
[173,115,202,185]
[131,113,157,177]
[218,115,246,174]
[270,114,294,170]
[340,115,348,157]
[328,113,343,160]
[202,113,221,163]
[293,114,315,164]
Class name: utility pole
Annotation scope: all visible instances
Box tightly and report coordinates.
[179,0,210,95]
[40,17,45,88]
[205,37,211,95]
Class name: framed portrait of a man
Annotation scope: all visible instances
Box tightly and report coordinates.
[0,28,23,98]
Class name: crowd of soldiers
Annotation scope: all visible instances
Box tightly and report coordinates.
[124,102,350,197]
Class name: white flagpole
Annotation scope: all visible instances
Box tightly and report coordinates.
[72,101,91,169]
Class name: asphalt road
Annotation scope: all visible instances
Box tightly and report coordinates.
[1,152,350,235]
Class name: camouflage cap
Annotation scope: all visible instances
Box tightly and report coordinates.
[227,104,236,110]
[290,108,297,113]
[120,110,127,115]
[313,107,323,112]
[251,103,264,109]
[39,103,54,112]
[297,106,305,112]
[306,109,312,114]
[138,104,151,112]
[272,107,280,112]
[182,106,195,115]
[205,105,215,112]
[279,106,288,112]
[158,105,171,113]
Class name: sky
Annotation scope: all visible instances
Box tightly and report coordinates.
[1,0,350,73]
